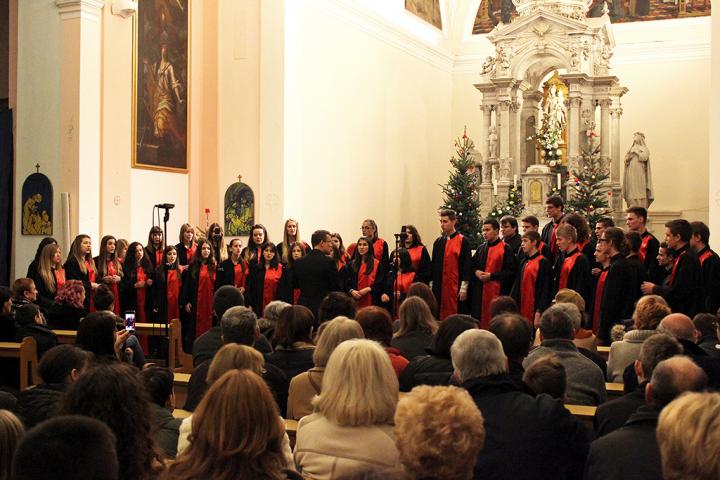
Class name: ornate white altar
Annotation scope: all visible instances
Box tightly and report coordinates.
[474,0,628,218]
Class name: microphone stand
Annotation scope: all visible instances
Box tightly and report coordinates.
[158,205,172,366]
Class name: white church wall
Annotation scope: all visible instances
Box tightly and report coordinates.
[710,8,720,236]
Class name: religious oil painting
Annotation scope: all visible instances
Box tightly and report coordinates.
[224,179,255,237]
[133,0,189,172]
[405,0,443,29]
[22,172,53,236]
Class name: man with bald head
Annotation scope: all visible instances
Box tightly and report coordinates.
[585,356,707,480]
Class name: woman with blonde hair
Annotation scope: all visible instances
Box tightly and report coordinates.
[277,218,308,265]
[0,409,24,480]
[394,385,485,480]
[391,296,438,360]
[294,339,401,479]
[176,223,197,269]
[287,317,365,420]
[64,234,98,310]
[606,294,670,382]
[31,243,66,312]
[164,370,301,480]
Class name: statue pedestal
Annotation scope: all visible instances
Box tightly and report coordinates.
[521,164,555,218]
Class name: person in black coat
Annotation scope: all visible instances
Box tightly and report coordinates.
[690,221,720,313]
[25,237,57,278]
[402,225,432,284]
[176,223,198,268]
[15,303,58,358]
[500,215,522,257]
[29,243,65,314]
[554,224,593,309]
[291,230,339,320]
[45,280,88,330]
[453,329,589,480]
[245,243,291,317]
[63,234,99,310]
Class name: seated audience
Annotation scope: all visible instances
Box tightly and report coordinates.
[10,278,39,316]
[163,370,301,480]
[657,392,720,480]
[266,305,316,380]
[523,305,606,405]
[14,303,58,358]
[394,385,485,480]
[287,316,364,420]
[0,286,14,341]
[12,415,119,480]
[585,356,707,480]
[60,363,162,480]
[138,367,182,459]
[294,339,401,478]
[75,311,129,364]
[258,300,291,342]
[46,280,87,330]
[523,353,567,401]
[0,409,24,480]
[14,344,90,428]
[551,300,606,373]
[452,329,589,480]
[553,289,595,351]
[316,292,357,325]
[399,314,476,392]
[694,312,720,358]
[390,296,438,360]
[184,306,288,414]
[406,282,438,319]
[489,313,533,386]
[595,334,683,436]
[607,294,669,382]
[355,306,409,377]
[92,286,145,367]
[489,295,519,317]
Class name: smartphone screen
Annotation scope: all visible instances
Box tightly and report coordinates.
[124,311,136,332]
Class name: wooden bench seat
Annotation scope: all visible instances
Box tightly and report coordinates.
[0,337,41,389]
[597,346,610,361]
[174,372,191,407]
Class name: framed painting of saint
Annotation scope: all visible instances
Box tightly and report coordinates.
[132,0,190,172]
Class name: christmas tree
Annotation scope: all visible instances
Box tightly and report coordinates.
[439,128,483,249]
[489,186,524,219]
[566,133,612,230]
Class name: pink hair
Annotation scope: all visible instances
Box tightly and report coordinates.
[54,280,85,309]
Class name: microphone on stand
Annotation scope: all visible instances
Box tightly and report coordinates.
[155,203,175,209]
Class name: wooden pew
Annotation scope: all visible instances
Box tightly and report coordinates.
[606,382,623,399]
[566,404,596,431]
[0,337,41,390]
[597,346,610,361]
[285,419,298,448]
[174,372,191,407]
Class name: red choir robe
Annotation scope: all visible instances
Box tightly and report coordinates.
[350,259,383,309]
[470,238,517,328]
[406,245,432,284]
[53,269,66,291]
[431,232,471,321]
[166,268,181,322]
[262,265,283,313]
[592,268,608,334]
[385,270,416,318]
[195,265,215,337]
[85,260,96,312]
[106,261,121,315]
[511,252,552,325]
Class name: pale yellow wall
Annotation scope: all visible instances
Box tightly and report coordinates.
[710,8,720,236]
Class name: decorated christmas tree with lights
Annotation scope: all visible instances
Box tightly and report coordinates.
[490,186,524,219]
[439,128,483,249]
[566,132,612,229]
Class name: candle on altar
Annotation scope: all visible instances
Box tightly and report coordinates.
[513,175,517,188]
[493,181,498,196]
[557,173,561,190]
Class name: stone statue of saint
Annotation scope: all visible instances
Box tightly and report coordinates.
[543,85,566,133]
[488,126,498,158]
[623,132,654,208]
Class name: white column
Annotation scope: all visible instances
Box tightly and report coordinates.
[56,0,104,243]
[481,104,493,162]
[499,99,511,181]
[599,99,611,165]
[511,100,522,176]
[568,96,581,168]
[610,105,623,183]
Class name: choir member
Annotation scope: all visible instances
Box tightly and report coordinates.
[403,225,432,284]
[286,242,306,304]
[500,216,522,256]
[330,232,349,270]
[346,236,385,309]
[94,235,123,316]
[277,218,309,264]
[653,242,676,286]
[625,231,648,290]
[596,227,638,345]
[116,238,129,264]
[520,215,552,261]
[592,243,610,336]
[690,221,720,313]
[207,222,229,265]
[153,245,182,324]
[591,217,615,276]
[511,231,552,327]
[145,226,165,271]
[626,207,661,281]
[246,242,290,316]
[175,223,197,270]
[181,239,217,340]
[430,209,471,321]
[642,219,703,317]
[214,238,249,294]
[26,237,57,278]
[64,234,99,311]
[541,195,566,261]
[554,224,593,308]
[347,219,390,271]
[31,243,66,313]
[241,224,268,265]
[120,242,154,324]
[385,248,416,317]
[562,213,594,261]
[470,218,517,328]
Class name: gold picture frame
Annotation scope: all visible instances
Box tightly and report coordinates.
[132,0,190,173]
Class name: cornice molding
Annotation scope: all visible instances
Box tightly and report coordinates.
[56,0,105,20]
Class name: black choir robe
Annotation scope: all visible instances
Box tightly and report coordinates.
[503,233,522,258]
[626,254,647,299]
[541,215,565,261]
[241,245,265,266]
[510,252,552,323]
[652,244,702,317]
[246,263,291,317]
[180,264,218,344]
[276,241,309,264]
[153,265,182,324]
[431,232,472,321]
[215,258,249,291]
[120,264,155,321]
[555,248,593,309]
[597,254,639,345]
[175,242,197,266]
[406,245,432,284]
[29,268,60,314]
[470,238,517,327]
[63,256,94,310]
[145,245,164,271]
[292,249,340,320]
[345,260,386,308]
[638,231,661,284]
[697,246,720,313]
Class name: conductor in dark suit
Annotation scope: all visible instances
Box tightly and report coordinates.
[292,230,339,321]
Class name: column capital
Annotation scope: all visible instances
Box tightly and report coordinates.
[610,107,623,118]
[498,100,511,111]
[481,104,494,114]
[56,0,105,19]
[599,98,612,109]
[569,97,582,108]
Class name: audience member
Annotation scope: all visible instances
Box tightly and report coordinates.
[10,278,39,316]
[406,282,439,319]
[356,306,409,377]
[14,344,90,428]
[553,301,606,373]
[523,304,606,405]
[390,297,438,360]
[452,329,588,480]
[14,303,58,358]
[606,294,670,382]
[316,292,357,325]
[595,333,683,436]
[488,313,533,386]
[0,409,23,480]
[138,367,182,459]
[92,287,145,367]
[586,356,707,480]
[394,385,485,480]
[657,392,720,480]
[489,295,519,318]
[75,311,128,364]
[61,363,162,480]
[12,415,118,480]
[399,314,476,392]
[553,289,595,351]
[266,305,316,380]
[258,300,291,341]
[46,280,87,330]
[523,353,567,401]
[0,287,14,342]
[693,312,720,358]
[294,339,401,478]
[287,316,364,420]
